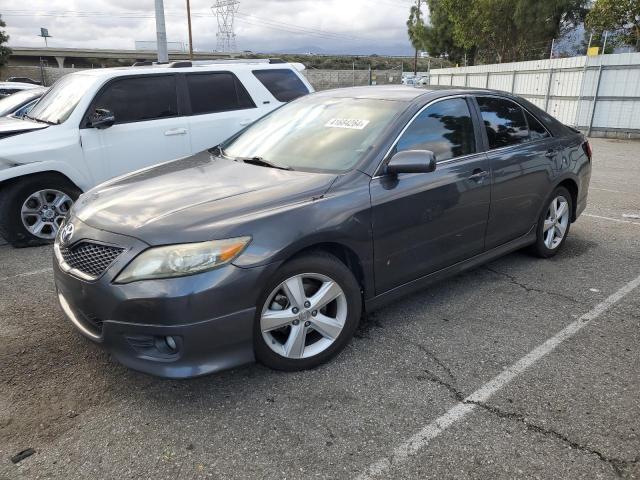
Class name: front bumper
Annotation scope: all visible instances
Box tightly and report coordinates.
[53,218,277,378]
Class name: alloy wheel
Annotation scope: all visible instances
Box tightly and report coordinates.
[20,189,73,240]
[543,195,570,250]
[260,273,348,359]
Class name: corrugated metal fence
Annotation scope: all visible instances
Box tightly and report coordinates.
[426,52,640,137]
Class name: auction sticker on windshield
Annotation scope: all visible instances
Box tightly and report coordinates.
[325,118,370,129]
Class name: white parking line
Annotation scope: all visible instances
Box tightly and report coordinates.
[0,267,53,282]
[357,273,640,480]
[583,213,640,225]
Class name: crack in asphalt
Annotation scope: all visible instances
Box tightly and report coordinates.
[408,341,457,384]
[482,266,582,305]
[416,364,639,478]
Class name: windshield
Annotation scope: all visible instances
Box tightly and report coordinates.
[27,74,95,124]
[0,89,42,116]
[223,96,405,173]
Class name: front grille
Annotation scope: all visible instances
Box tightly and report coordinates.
[60,241,124,279]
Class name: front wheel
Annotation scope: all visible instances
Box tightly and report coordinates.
[529,186,572,258]
[254,252,362,371]
[0,175,81,248]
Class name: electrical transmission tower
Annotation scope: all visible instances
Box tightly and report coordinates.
[212,0,240,52]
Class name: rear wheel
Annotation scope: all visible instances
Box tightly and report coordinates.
[254,252,361,371]
[529,186,572,258]
[0,175,81,248]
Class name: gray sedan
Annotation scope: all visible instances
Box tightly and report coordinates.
[53,86,591,378]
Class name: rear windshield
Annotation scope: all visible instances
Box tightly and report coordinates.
[223,95,405,173]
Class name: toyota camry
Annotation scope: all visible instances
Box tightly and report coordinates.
[53,86,592,378]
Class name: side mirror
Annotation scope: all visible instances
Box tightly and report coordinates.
[386,150,437,175]
[88,108,115,129]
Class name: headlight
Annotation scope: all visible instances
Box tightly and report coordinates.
[114,237,251,283]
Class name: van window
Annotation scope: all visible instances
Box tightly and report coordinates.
[186,72,255,115]
[94,76,179,124]
[252,69,309,102]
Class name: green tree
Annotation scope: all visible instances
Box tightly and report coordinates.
[424,0,587,64]
[0,15,11,66]
[586,0,640,50]
[422,0,471,65]
[407,0,427,73]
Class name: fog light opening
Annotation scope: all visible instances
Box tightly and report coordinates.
[165,335,177,351]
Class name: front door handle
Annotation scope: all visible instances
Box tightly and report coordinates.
[544,149,556,158]
[164,128,187,136]
[469,169,489,181]
[239,119,253,126]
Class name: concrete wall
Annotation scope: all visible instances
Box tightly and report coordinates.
[0,65,83,86]
[426,52,640,137]
[302,69,401,91]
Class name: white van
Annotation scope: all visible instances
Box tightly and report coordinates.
[0,60,313,246]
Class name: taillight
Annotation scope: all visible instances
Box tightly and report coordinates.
[582,141,592,161]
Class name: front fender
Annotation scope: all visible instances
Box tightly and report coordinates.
[0,161,90,191]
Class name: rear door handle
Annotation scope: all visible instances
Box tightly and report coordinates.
[469,169,489,181]
[164,128,187,136]
[545,149,556,158]
[239,119,253,126]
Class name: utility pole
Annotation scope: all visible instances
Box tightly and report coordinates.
[186,0,194,59]
[602,31,609,54]
[155,0,169,63]
[413,0,421,76]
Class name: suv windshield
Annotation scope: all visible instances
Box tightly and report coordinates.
[223,96,405,173]
[27,74,95,125]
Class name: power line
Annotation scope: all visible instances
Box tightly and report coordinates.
[2,9,371,43]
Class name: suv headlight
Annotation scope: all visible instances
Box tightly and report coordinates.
[114,237,251,283]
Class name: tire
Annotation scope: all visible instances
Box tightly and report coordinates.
[528,186,573,258]
[0,175,81,248]
[253,251,362,371]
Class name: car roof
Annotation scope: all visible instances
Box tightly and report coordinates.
[71,62,303,79]
[0,82,40,89]
[311,85,434,101]
[308,85,526,102]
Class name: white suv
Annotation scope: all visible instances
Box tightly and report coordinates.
[0,60,313,246]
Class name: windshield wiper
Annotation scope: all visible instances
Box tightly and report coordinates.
[236,156,292,171]
[24,114,57,126]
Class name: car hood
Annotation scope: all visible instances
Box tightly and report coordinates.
[73,151,338,244]
[0,116,48,138]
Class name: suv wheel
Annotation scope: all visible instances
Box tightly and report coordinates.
[254,252,361,371]
[0,175,81,248]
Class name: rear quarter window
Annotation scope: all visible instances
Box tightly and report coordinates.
[252,69,309,102]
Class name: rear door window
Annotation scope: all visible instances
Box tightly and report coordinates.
[186,72,255,115]
[94,76,178,124]
[252,69,309,102]
[476,96,529,149]
[395,97,476,162]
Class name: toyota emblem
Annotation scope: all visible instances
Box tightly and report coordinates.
[61,222,75,245]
